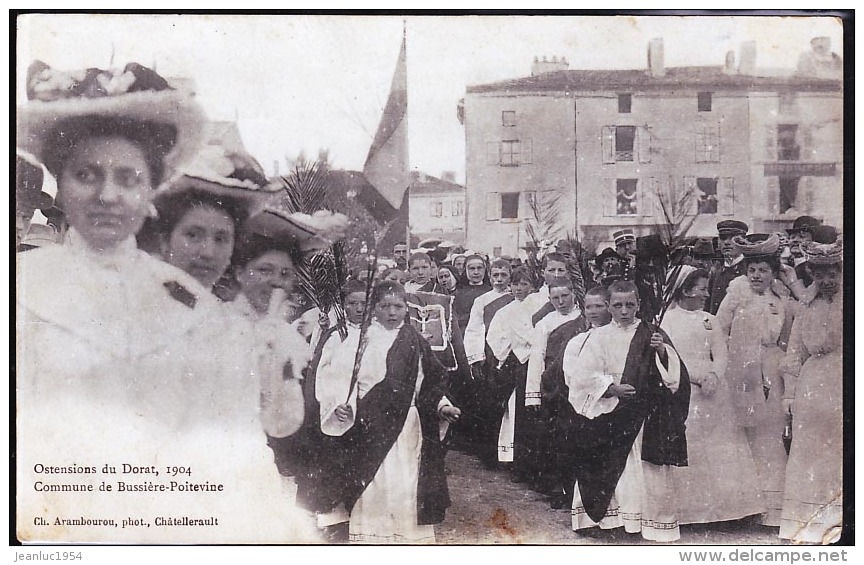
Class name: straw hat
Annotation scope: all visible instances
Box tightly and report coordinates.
[803,238,843,266]
[732,233,780,258]
[17,61,205,182]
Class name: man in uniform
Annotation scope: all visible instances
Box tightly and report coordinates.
[786,215,822,288]
[706,220,749,314]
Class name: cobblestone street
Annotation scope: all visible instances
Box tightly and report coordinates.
[436,451,782,545]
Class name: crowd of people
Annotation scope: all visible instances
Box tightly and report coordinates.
[16,60,844,545]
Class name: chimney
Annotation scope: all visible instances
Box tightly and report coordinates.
[739,41,757,75]
[723,50,737,75]
[531,55,570,76]
[647,38,665,77]
[441,171,456,183]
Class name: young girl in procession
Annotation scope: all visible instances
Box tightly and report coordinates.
[16,61,315,543]
[312,281,461,543]
[716,234,795,528]
[661,267,765,525]
[779,238,843,544]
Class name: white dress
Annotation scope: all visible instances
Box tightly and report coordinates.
[661,307,765,524]
[325,322,438,544]
[564,321,682,542]
[16,234,318,544]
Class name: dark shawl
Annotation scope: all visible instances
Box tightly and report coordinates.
[566,322,690,523]
[304,324,451,525]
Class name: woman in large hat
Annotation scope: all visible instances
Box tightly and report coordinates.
[16,61,315,543]
[714,234,796,527]
[779,238,843,543]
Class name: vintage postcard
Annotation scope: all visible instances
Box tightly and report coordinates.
[13,12,848,548]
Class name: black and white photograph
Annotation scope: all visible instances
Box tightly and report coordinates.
[12,10,850,551]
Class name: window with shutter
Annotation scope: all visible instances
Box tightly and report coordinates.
[486,142,500,165]
[778,177,801,214]
[616,178,639,216]
[602,178,617,217]
[640,178,656,217]
[682,176,698,216]
[695,123,720,163]
[637,125,652,163]
[501,193,520,220]
[696,177,719,214]
[521,139,533,164]
[486,192,501,221]
[616,126,636,162]
[521,191,537,219]
[501,140,520,166]
[717,177,736,216]
[777,124,800,161]
[601,126,615,164]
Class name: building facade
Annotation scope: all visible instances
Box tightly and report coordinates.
[462,39,843,256]
[408,171,467,245]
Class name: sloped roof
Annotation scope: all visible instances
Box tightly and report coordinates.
[409,174,465,196]
[467,66,842,94]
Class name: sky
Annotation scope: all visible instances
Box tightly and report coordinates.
[16,13,845,185]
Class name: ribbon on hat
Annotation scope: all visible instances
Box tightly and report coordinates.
[666,264,697,300]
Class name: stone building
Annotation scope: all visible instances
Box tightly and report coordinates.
[461,38,843,256]
[408,171,467,246]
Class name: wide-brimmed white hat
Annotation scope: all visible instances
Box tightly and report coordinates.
[156,145,281,217]
[243,207,349,254]
[17,61,205,182]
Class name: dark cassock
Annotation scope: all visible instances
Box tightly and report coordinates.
[564,320,690,542]
[463,287,515,465]
[534,315,590,503]
[524,308,585,492]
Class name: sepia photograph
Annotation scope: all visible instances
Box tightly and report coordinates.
[12,10,849,551]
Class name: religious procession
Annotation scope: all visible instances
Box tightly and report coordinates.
[15,15,845,547]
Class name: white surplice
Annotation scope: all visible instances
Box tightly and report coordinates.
[524,307,582,407]
[463,288,511,364]
[486,298,532,462]
[564,321,682,542]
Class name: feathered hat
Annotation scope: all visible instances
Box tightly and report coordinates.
[156,145,281,217]
[17,60,205,182]
[241,206,349,254]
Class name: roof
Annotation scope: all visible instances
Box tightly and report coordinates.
[409,173,465,196]
[466,67,842,94]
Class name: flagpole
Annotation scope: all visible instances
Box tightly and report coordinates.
[403,19,411,250]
